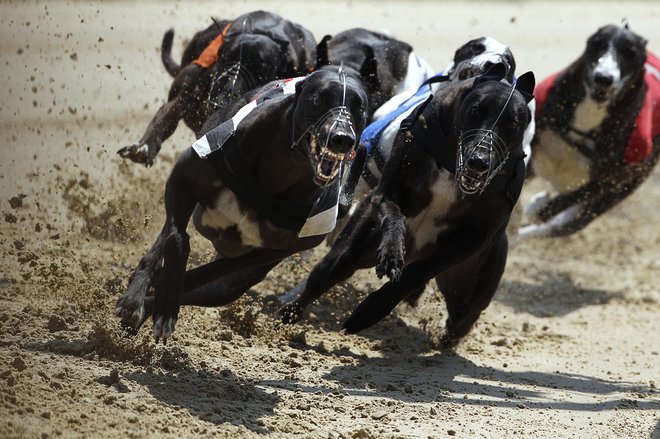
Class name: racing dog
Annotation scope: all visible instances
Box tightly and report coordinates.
[114,62,373,342]
[514,23,660,240]
[325,28,434,115]
[160,20,229,78]
[337,36,532,230]
[118,11,317,166]
[279,65,535,347]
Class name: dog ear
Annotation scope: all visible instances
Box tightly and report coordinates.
[514,71,535,103]
[360,45,380,92]
[475,62,508,85]
[315,35,332,69]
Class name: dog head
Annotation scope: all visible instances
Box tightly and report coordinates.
[453,64,534,194]
[209,34,290,109]
[293,67,370,187]
[447,36,517,83]
[581,24,647,103]
[316,35,381,116]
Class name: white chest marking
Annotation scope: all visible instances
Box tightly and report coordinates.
[199,190,264,247]
[533,128,591,193]
[406,170,457,253]
[572,95,608,133]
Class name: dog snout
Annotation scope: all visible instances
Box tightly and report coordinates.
[330,131,356,153]
[467,154,490,173]
[593,71,614,87]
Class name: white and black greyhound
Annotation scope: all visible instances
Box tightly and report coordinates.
[279,65,535,347]
[114,63,375,343]
[514,23,660,241]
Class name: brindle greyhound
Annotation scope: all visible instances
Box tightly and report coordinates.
[279,65,535,347]
[115,59,376,342]
[514,24,660,241]
[118,11,317,166]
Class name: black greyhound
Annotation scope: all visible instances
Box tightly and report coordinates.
[118,11,317,166]
[514,24,660,241]
[114,60,374,342]
[279,65,535,347]
[325,28,434,115]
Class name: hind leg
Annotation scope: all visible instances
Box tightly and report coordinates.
[278,202,379,324]
[436,231,508,348]
[180,258,280,307]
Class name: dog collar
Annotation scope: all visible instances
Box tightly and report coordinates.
[193,21,233,69]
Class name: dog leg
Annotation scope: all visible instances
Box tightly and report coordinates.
[118,64,204,165]
[182,248,295,293]
[278,202,380,324]
[343,227,488,334]
[436,231,508,348]
[180,258,281,307]
[342,278,419,334]
[117,96,184,166]
[151,173,199,343]
[374,199,406,281]
[114,230,168,331]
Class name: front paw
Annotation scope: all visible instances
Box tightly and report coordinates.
[375,245,403,282]
[276,302,304,325]
[152,300,180,344]
[117,143,154,166]
[152,314,177,344]
[114,273,150,331]
[524,191,551,223]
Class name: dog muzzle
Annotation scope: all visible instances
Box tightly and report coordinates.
[456,129,509,195]
[309,106,357,186]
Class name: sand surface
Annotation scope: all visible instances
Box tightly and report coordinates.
[1,1,659,438]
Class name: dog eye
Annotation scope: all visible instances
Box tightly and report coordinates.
[505,120,518,131]
[312,94,323,107]
[468,105,480,118]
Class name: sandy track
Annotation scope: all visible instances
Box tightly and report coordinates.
[1,1,659,438]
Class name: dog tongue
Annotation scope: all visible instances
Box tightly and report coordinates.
[320,157,337,177]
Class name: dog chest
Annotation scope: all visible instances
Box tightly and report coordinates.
[533,128,592,193]
[405,169,457,253]
[196,189,265,248]
[572,97,609,133]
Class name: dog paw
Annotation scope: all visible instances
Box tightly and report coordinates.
[276,303,304,325]
[439,333,460,351]
[114,273,151,331]
[152,315,177,344]
[524,191,551,222]
[375,248,403,282]
[117,143,154,167]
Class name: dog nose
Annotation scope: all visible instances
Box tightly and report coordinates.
[330,132,356,153]
[467,155,490,172]
[593,72,613,86]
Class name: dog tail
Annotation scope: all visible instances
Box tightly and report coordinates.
[161,28,181,77]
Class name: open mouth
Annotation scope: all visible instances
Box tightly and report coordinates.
[310,135,347,186]
[457,168,489,194]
